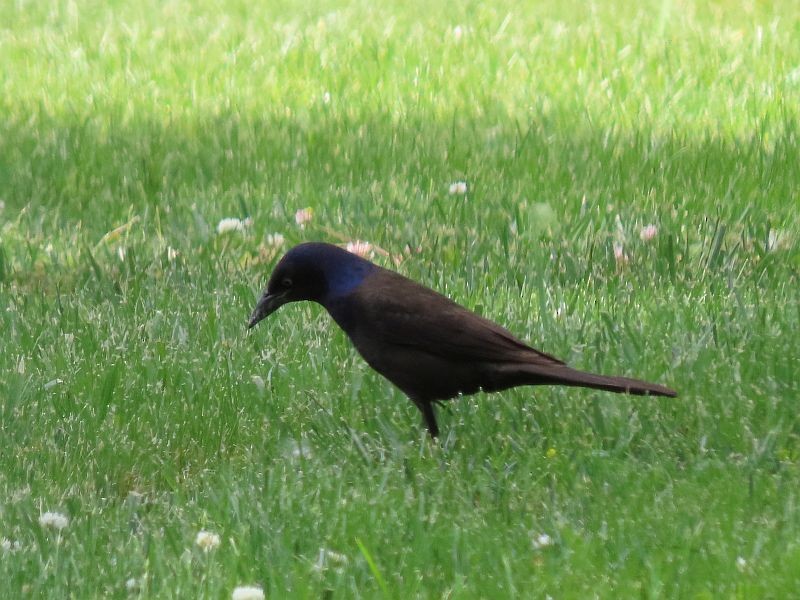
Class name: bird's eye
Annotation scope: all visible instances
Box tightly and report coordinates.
[281,277,293,288]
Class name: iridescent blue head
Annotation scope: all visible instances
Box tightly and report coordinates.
[248,242,375,328]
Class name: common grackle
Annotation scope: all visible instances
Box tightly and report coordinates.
[248,242,676,437]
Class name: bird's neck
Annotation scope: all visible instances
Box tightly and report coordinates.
[322,260,373,298]
[319,263,375,333]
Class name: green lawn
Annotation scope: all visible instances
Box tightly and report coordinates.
[2,0,799,597]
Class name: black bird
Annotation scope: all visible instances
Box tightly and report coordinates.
[248,242,676,437]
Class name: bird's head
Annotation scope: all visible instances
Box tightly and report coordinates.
[248,242,375,328]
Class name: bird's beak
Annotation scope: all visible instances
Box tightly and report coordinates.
[247,291,287,329]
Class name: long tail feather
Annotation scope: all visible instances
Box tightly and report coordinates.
[522,365,677,397]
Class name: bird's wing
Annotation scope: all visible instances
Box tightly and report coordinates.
[354,269,566,367]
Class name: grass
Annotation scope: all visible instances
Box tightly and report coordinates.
[1,0,799,597]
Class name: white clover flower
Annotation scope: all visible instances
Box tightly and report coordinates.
[322,91,331,104]
[2,538,22,552]
[265,233,285,247]
[295,208,313,228]
[448,181,468,195]
[452,25,464,41]
[639,224,658,241]
[345,240,373,258]
[232,586,265,600]
[39,511,69,530]
[532,533,553,549]
[125,577,139,591]
[217,217,250,235]
[736,556,747,571]
[195,530,221,552]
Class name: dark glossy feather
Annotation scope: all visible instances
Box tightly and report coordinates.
[249,242,677,437]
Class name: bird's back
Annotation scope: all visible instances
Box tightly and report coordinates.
[327,267,566,402]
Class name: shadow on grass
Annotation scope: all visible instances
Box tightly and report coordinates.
[1,108,797,297]
[1,108,798,224]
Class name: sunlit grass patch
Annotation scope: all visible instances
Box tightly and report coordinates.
[1,0,799,597]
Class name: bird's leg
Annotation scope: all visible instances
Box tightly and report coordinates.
[412,399,439,438]
[432,398,451,412]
